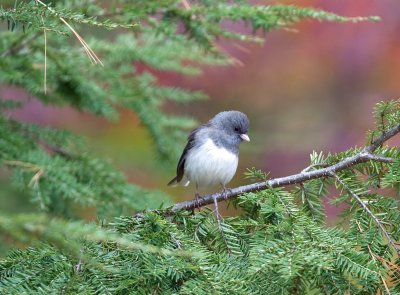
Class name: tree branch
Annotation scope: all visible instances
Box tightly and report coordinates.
[1,32,40,58]
[333,173,400,255]
[168,124,400,214]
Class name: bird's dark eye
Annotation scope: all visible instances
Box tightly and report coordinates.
[234,127,239,132]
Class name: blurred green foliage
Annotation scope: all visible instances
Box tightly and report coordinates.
[1,1,400,294]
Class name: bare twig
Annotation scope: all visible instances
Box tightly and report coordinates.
[168,124,400,214]
[1,32,41,58]
[355,220,391,295]
[212,195,231,254]
[333,173,400,255]
[74,249,84,273]
[301,163,328,173]
[180,0,244,66]
[169,233,182,250]
[43,27,47,94]
[181,0,191,10]
[37,139,77,160]
[363,153,394,163]
[41,14,47,95]
[7,119,78,161]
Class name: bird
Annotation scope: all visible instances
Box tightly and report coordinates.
[168,111,250,205]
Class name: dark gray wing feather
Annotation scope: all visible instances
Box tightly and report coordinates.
[167,125,206,185]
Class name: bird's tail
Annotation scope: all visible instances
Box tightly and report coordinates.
[167,177,178,186]
[167,177,190,187]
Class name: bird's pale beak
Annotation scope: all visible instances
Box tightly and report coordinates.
[240,134,250,142]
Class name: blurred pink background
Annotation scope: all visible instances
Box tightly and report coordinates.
[2,1,400,218]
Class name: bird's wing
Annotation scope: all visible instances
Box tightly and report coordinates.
[175,127,199,182]
[167,123,211,186]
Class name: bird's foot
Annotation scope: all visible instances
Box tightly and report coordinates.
[220,187,232,201]
[194,192,203,211]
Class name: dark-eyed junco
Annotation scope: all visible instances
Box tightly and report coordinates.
[168,111,250,199]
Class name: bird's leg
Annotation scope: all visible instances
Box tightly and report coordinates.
[211,183,232,222]
[213,195,231,253]
[210,184,231,220]
[194,183,202,211]
[213,194,222,223]
[220,183,232,201]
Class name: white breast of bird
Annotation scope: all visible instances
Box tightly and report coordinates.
[184,138,239,188]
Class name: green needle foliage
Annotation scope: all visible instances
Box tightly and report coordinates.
[0,1,399,294]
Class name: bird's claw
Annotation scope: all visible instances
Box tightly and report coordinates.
[194,193,202,211]
[221,187,232,201]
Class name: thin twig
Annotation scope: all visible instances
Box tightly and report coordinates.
[37,139,77,160]
[301,163,328,173]
[42,19,47,95]
[334,173,399,255]
[355,220,391,295]
[169,233,182,250]
[212,42,244,66]
[232,42,251,54]
[363,153,394,163]
[7,119,78,160]
[74,249,84,273]
[167,123,400,214]
[181,0,191,10]
[180,0,244,66]
[1,33,40,58]
[44,28,47,94]
[212,195,231,254]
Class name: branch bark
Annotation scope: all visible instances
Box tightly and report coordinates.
[168,124,400,214]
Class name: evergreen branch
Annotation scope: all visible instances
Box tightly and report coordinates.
[7,118,78,160]
[0,32,40,58]
[168,123,400,214]
[363,153,394,163]
[354,219,392,294]
[33,0,103,65]
[180,0,244,66]
[301,163,328,173]
[0,213,197,258]
[37,139,77,160]
[366,124,400,152]
[333,173,400,255]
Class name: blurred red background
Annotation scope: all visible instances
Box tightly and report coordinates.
[2,1,400,218]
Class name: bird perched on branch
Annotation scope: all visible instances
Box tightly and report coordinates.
[168,111,250,206]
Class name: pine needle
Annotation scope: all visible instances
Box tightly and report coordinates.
[35,0,103,66]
